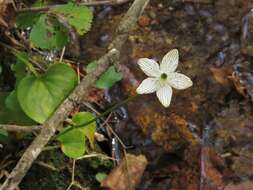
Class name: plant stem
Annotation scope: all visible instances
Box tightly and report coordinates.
[42,145,60,151]
[13,51,39,77]
[55,94,140,139]
[0,41,39,77]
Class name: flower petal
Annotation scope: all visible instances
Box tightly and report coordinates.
[160,49,179,73]
[136,78,159,94]
[168,72,193,90]
[137,58,160,77]
[156,85,173,107]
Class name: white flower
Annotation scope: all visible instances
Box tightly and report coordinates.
[136,49,193,107]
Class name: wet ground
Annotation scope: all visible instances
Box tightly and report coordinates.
[2,0,253,189]
[85,0,253,189]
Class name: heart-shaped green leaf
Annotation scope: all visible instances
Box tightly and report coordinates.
[17,63,77,123]
[95,66,122,89]
[0,92,34,125]
[11,53,28,85]
[16,12,41,29]
[30,15,68,49]
[58,126,86,159]
[51,2,93,35]
[57,112,96,158]
[5,91,23,112]
[72,112,96,147]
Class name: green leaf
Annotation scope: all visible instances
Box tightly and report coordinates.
[86,61,97,73]
[12,53,28,85]
[0,108,35,125]
[57,112,96,158]
[33,0,45,7]
[0,129,8,142]
[13,51,39,77]
[95,172,107,183]
[58,126,86,159]
[51,2,93,35]
[16,0,47,29]
[16,12,41,29]
[96,66,122,89]
[17,63,77,123]
[30,15,68,49]
[86,63,122,89]
[72,112,96,147]
[5,90,23,112]
[0,92,35,125]
[0,64,2,75]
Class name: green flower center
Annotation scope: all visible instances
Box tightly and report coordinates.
[160,73,167,80]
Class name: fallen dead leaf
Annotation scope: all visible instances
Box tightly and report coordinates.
[224,181,253,190]
[101,154,148,190]
[210,67,232,85]
[228,72,247,98]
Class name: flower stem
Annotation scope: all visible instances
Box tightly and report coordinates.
[55,94,140,139]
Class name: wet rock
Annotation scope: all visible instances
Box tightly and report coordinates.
[241,10,253,56]
[232,146,253,176]
[225,180,253,190]
[97,6,113,19]
[96,34,112,47]
[229,61,253,102]
[208,101,253,179]
[77,1,253,188]
[215,0,253,34]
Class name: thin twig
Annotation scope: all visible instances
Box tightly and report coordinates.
[17,0,131,13]
[0,125,41,133]
[83,103,127,146]
[77,62,81,84]
[0,0,149,189]
[42,145,60,152]
[66,154,113,190]
[59,46,66,62]
[123,149,133,190]
[76,152,115,161]
[35,161,59,171]
[66,159,76,190]
[73,181,88,190]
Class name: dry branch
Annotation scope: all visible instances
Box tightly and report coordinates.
[17,0,131,12]
[0,125,41,133]
[0,0,150,189]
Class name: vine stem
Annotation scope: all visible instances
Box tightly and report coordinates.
[56,94,140,139]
